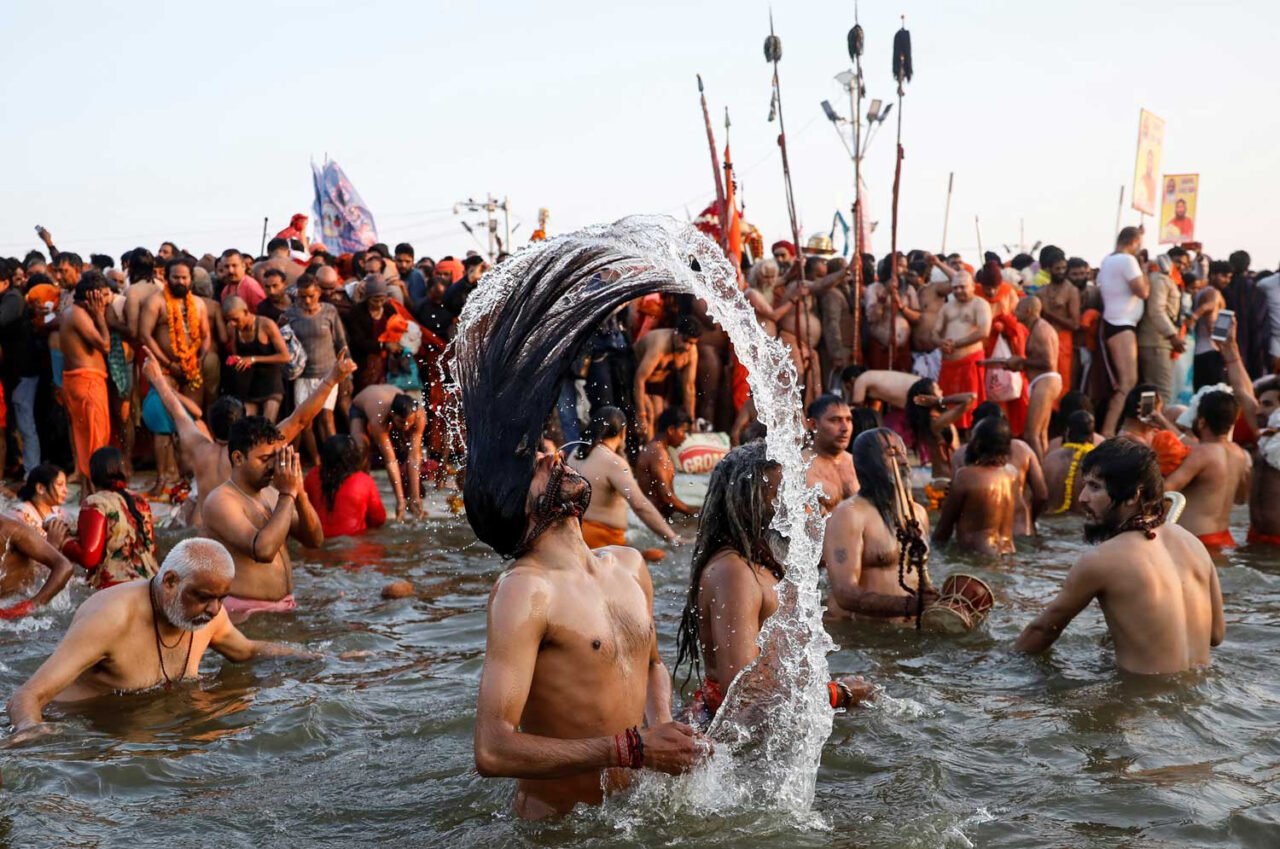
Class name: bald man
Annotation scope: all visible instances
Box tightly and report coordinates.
[7,539,314,738]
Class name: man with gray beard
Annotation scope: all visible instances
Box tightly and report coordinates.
[7,538,313,738]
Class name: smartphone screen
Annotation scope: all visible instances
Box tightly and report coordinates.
[1139,391,1156,419]
[1212,309,1235,343]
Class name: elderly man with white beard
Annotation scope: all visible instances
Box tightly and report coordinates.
[7,538,314,739]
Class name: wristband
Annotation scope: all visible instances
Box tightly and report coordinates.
[828,681,840,709]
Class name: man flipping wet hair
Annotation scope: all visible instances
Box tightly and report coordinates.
[1016,438,1224,674]
[459,239,706,819]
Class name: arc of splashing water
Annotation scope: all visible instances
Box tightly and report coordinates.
[449,214,835,813]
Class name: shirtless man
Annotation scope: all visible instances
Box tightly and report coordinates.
[122,249,159,340]
[984,297,1061,458]
[953,403,1047,536]
[349,384,427,521]
[60,274,114,493]
[567,406,683,549]
[934,270,992,431]
[472,451,704,818]
[910,254,954,380]
[143,349,356,526]
[864,256,921,373]
[1164,389,1251,549]
[933,415,1018,555]
[1042,410,1097,515]
[674,442,870,725]
[633,316,699,441]
[7,539,312,737]
[1036,246,1080,387]
[776,256,827,405]
[1016,438,1224,675]
[1191,261,1231,390]
[635,408,697,520]
[0,516,75,619]
[803,394,858,513]
[138,258,212,493]
[846,367,921,412]
[824,429,936,624]
[200,418,324,621]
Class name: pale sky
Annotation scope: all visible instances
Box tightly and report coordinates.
[3,0,1276,269]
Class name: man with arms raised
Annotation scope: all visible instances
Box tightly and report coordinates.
[59,272,114,494]
[933,415,1019,555]
[633,315,700,441]
[934,269,992,431]
[0,516,75,619]
[1097,227,1150,435]
[803,394,858,513]
[1016,438,1224,674]
[824,429,935,624]
[567,406,684,550]
[144,350,355,526]
[349,384,428,521]
[1164,388,1251,549]
[8,539,313,738]
[201,418,324,621]
[635,407,698,521]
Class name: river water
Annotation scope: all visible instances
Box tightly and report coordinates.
[1,491,1277,848]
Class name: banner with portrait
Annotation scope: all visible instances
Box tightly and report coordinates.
[1159,174,1198,245]
[1131,109,1165,217]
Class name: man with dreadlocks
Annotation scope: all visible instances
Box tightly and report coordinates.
[674,442,871,726]
[933,415,1019,555]
[823,429,936,624]
[459,236,707,820]
[1016,438,1224,674]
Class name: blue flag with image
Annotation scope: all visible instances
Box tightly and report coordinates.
[312,158,378,254]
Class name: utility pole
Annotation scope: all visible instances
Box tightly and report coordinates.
[453,195,512,260]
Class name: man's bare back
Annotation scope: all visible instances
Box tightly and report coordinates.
[1018,524,1223,674]
[934,463,1018,555]
[1166,440,1251,539]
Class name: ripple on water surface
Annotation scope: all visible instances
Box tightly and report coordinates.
[2,504,1278,848]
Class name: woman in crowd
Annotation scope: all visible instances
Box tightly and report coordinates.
[304,434,387,537]
[60,447,159,590]
[11,464,69,545]
[223,296,290,422]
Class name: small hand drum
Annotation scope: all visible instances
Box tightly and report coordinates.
[921,573,995,634]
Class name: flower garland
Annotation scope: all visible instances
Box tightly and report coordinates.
[1053,442,1095,514]
[164,288,203,390]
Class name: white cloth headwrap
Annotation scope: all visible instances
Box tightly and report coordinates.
[1176,383,1234,430]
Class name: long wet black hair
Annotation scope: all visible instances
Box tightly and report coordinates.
[905,377,942,461]
[851,428,900,531]
[452,218,728,557]
[88,447,151,549]
[673,442,782,687]
[576,406,627,460]
[319,434,363,511]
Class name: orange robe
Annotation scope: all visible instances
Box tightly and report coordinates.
[63,368,110,481]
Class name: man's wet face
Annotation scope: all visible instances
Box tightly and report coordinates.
[166,574,230,630]
[238,441,280,489]
[1079,471,1123,542]
[666,424,689,448]
[811,403,852,453]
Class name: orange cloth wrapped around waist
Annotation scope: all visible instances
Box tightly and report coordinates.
[63,367,110,481]
[938,351,984,429]
[1196,530,1236,549]
[1151,430,1191,476]
[1056,328,1074,397]
[730,351,750,411]
[1247,527,1280,546]
[1080,309,1101,352]
[580,518,626,549]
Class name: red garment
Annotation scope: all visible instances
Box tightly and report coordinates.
[985,312,1029,436]
[63,506,107,569]
[692,677,724,721]
[938,351,984,429]
[729,350,750,411]
[304,467,387,538]
[1197,530,1236,550]
[1247,527,1280,546]
[1151,430,1191,476]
